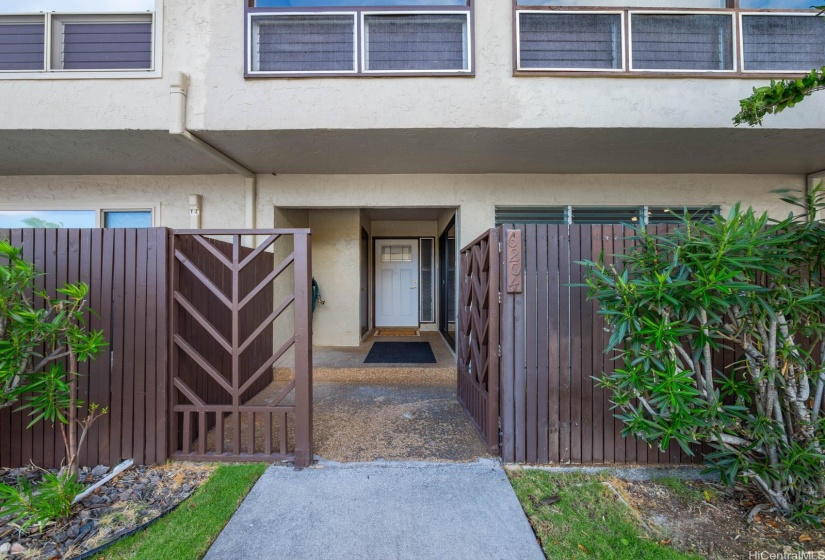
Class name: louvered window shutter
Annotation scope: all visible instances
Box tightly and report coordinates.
[631,14,733,71]
[253,14,356,72]
[0,22,44,70]
[742,15,825,72]
[364,14,468,71]
[518,13,622,70]
[62,21,152,70]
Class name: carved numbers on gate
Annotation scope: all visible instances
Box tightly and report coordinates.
[505,229,522,294]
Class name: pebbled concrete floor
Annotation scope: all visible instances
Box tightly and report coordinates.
[204,459,545,560]
[245,332,490,462]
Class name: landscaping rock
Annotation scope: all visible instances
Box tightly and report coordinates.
[10,542,25,555]
[91,465,109,477]
[0,542,10,553]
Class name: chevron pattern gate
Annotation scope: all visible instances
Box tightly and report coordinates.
[169,230,312,467]
[457,228,501,455]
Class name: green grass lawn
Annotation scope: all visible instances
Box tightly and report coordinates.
[507,469,699,560]
[93,463,266,560]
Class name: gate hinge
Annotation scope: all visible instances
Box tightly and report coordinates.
[498,242,502,253]
[498,344,502,357]
[498,292,501,304]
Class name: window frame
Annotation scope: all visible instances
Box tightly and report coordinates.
[627,10,737,73]
[247,11,359,75]
[50,13,155,73]
[516,9,626,72]
[512,2,822,78]
[738,11,824,74]
[0,15,47,72]
[0,203,158,228]
[245,3,475,78]
[0,1,161,79]
[360,10,471,74]
[419,236,435,323]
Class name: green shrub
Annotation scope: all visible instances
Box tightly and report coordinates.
[582,186,825,524]
[0,471,83,531]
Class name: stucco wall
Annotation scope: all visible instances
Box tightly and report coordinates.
[3,0,825,132]
[261,173,804,247]
[371,221,437,238]
[0,174,247,229]
[307,209,361,346]
[0,172,808,346]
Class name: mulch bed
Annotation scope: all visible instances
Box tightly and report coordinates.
[0,462,214,559]
[612,476,825,559]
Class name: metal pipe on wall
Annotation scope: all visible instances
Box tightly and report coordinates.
[170,70,257,232]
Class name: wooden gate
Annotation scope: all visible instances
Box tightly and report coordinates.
[169,230,313,467]
[456,229,500,455]
[496,223,701,465]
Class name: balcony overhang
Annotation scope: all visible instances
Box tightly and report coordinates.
[2,127,825,175]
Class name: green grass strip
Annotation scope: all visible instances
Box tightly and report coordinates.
[93,463,267,560]
[508,469,699,560]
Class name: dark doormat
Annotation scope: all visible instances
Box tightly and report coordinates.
[364,341,437,364]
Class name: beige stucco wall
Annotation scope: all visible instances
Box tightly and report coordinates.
[371,221,437,238]
[3,0,825,132]
[306,209,361,346]
[0,172,807,346]
[261,173,804,247]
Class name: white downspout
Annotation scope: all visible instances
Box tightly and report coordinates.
[170,71,257,233]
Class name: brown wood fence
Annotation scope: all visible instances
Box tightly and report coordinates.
[458,224,706,465]
[0,228,169,469]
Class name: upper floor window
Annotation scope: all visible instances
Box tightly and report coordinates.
[246,0,473,76]
[515,1,825,75]
[0,0,160,76]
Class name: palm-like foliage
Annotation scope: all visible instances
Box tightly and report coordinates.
[582,186,825,523]
[0,239,106,475]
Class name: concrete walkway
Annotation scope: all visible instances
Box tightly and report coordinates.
[205,459,545,560]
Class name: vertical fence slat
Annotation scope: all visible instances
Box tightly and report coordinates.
[569,225,583,464]
[580,225,594,464]
[514,225,527,462]
[590,225,605,463]
[547,225,561,464]
[487,228,500,455]
[559,225,571,463]
[536,225,549,464]
[0,228,169,469]
[31,229,48,467]
[144,229,158,465]
[133,229,148,465]
[525,224,538,464]
[500,226,515,462]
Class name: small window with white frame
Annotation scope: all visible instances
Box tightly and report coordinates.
[246,0,473,76]
[0,206,155,228]
[0,0,160,77]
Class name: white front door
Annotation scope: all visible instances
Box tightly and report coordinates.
[375,239,419,327]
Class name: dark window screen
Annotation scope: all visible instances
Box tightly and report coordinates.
[365,14,467,71]
[519,12,622,70]
[631,14,733,71]
[253,14,355,72]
